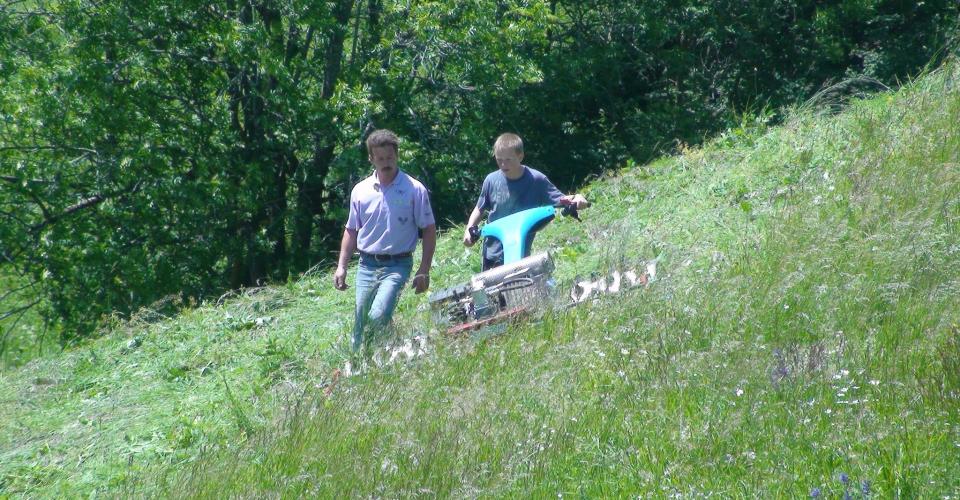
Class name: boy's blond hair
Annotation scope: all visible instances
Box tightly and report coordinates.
[493,133,524,155]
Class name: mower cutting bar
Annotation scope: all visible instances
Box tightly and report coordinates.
[428,252,555,331]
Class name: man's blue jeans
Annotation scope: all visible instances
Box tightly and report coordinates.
[353,255,412,351]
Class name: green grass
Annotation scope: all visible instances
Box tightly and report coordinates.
[3,60,960,497]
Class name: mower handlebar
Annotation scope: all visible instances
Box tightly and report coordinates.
[561,204,582,221]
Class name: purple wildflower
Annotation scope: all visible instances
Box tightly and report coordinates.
[839,472,849,485]
[810,487,821,498]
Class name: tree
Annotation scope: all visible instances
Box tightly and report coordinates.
[0,0,551,341]
[2,0,956,345]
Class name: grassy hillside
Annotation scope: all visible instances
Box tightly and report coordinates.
[2,60,959,497]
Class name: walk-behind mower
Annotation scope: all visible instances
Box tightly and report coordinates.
[327,205,654,389]
[427,205,580,336]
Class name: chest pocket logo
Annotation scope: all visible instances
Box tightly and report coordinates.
[392,191,414,225]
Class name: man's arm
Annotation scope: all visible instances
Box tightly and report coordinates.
[462,206,484,246]
[333,228,358,290]
[413,224,436,293]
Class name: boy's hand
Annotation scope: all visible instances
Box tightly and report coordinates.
[412,272,430,293]
[462,227,477,247]
[561,194,590,210]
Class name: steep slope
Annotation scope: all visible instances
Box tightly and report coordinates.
[2,60,958,497]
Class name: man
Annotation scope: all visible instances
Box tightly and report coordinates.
[334,129,436,352]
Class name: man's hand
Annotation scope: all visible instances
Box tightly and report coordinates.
[333,266,349,291]
[412,272,430,294]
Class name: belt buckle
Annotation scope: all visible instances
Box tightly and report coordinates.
[367,252,388,262]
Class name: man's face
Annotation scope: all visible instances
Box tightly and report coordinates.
[494,149,524,179]
[369,145,398,174]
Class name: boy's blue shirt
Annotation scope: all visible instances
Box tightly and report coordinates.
[475,165,564,263]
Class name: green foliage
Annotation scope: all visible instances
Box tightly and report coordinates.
[500,0,960,192]
[1,0,957,354]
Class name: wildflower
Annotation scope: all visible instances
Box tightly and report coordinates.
[861,480,871,496]
[810,487,821,498]
[736,388,744,397]
[839,472,849,485]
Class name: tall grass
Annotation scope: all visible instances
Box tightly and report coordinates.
[1,60,958,497]
[153,62,959,497]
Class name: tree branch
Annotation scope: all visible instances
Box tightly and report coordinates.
[0,298,40,323]
[0,279,38,304]
[0,145,99,154]
[0,174,55,185]
[30,180,143,233]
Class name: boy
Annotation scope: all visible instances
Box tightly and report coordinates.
[463,133,589,270]
[334,129,436,352]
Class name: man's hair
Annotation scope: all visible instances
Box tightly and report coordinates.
[366,129,399,154]
[493,133,524,155]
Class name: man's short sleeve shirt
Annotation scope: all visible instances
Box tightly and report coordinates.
[346,170,435,255]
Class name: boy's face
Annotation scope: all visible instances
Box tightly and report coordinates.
[369,145,398,175]
[494,148,524,179]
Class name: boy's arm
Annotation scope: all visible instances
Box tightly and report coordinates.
[541,173,590,210]
[463,206,483,246]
